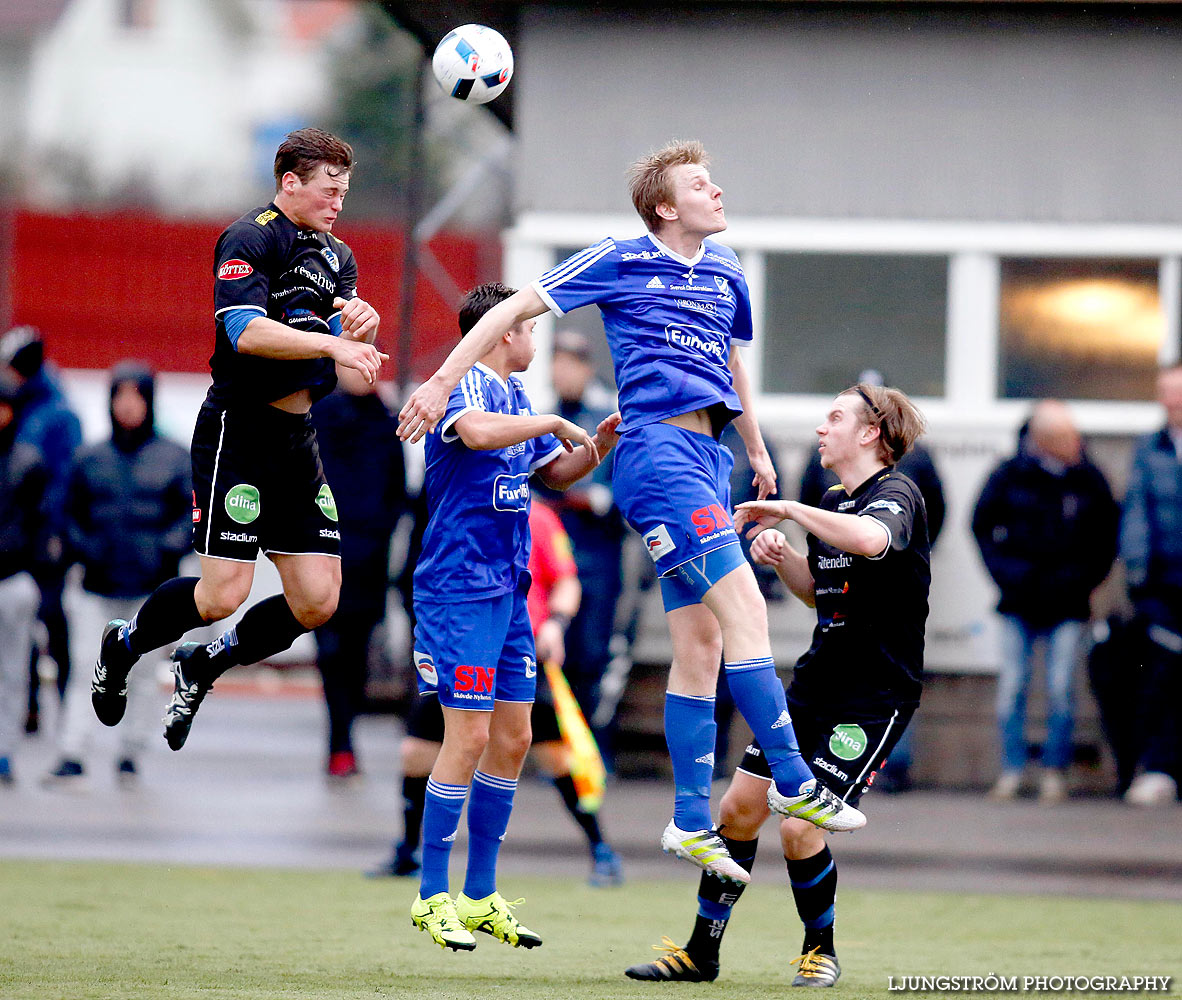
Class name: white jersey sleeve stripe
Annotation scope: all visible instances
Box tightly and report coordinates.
[537,238,615,290]
[214,304,266,319]
[532,279,564,317]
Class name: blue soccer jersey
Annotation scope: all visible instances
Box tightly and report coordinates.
[533,233,753,433]
[413,362,566,603]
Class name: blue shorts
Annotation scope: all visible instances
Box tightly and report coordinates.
[613,420,741,585]
[412,585,537,711]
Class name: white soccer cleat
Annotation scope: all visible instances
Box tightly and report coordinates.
[767,778,867,832]
[660,820,751,884]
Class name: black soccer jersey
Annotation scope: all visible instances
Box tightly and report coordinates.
[790,468,931,715]
[209,203,358,406]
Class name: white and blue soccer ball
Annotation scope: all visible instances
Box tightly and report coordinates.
[431,24,513,105]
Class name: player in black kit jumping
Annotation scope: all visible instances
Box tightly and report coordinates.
[90,128,385,750]
[625,382,930,988]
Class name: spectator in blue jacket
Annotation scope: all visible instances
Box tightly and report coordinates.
[973,401,1118,803]
[1,326,83,732]
[0,372,47,785]
[1120,363,1182,807]
[45,363,190,784]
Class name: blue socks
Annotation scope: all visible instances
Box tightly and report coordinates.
[725,658,814,793]
[419,778,468,898]
[463,770,517,899]
[665,692,717,831]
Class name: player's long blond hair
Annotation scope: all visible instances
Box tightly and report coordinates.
[843,383,927,467]
[627,140,709,232]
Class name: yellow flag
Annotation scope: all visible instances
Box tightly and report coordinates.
[543,660,606,813]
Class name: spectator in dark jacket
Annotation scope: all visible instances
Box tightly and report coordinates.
[972,400,1118,802]
[1,326,83,731]
[1119,363,1182,807]
[0,372,48,784]
[45,363,191,784]
[311,367,407,778]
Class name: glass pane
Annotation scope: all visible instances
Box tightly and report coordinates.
[763,254,947,396]
[999,258,1163,401]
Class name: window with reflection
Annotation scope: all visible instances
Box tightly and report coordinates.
[762,254,948,396]
[999,258,1164,401]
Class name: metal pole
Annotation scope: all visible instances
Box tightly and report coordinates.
[396,52,427,398]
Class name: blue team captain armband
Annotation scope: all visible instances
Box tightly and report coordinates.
[221,305,265,350]
[327,313,344,338]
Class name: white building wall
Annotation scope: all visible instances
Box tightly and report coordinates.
[22,0,351,214]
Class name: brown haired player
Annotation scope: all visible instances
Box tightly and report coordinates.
[626,383,931,988]
[90,128,385,751]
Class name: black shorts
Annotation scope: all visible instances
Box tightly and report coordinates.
[738,695,915,807]
[405,691,445,742]
[191,401,341,562]
[403,675,563,743]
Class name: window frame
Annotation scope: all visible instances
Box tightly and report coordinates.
[507,212,1179,435]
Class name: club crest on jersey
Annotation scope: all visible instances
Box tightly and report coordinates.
[321,247,339,272]
[643,524,677,562]
[714,276,733,300]
[218,259,253,280]
[413,650,438,687]
[493,473,530,512]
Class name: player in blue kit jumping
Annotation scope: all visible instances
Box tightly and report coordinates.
[399,141,865,886]
[408,282,620,952]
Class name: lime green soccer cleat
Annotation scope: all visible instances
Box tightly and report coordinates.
[767,778,867,832]
[454,891,542,948]
[660,820,751,884]
[410,892,477,951]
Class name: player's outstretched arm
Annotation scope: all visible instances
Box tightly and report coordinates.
[454,411,596,456]
[398,287,550,443]
[237,315,388,383]
[750,529,815,607]
[736,499,889,558]
[536,412,620,491]
[727,345,776,499]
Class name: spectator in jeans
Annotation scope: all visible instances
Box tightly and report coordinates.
[46,363,191,784]
[972,401,1118,802]
[1120,363,1182,807]
[0,372,47,784]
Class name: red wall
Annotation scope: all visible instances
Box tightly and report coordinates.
[9,209,495,380]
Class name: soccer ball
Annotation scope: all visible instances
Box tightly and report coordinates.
[431,24,513,105]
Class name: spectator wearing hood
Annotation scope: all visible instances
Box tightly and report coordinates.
[0,371,47,784]
[972,401,1118,803]
[45,363,191,784]
[1,326,83,731]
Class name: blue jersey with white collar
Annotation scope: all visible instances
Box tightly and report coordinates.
[413,362,566,604]
[532,233,753,433]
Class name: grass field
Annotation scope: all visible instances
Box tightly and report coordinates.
[2,860,1178,999]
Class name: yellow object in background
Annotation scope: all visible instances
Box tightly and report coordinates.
[543,660,606,813]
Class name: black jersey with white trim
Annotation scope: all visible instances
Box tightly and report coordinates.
[209,203,358,407]
[791,468,931,714]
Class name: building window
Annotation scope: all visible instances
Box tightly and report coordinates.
[762,253,948,397]
[999,258,1163,401]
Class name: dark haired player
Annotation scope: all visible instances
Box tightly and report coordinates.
[626,383,931,988]
[90,128,386,750]
[408,281,617,952]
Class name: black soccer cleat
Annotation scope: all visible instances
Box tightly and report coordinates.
[624,937,719,982]
[163,643,214,752]
[790,948,841,988]
[92,619,137,727]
